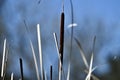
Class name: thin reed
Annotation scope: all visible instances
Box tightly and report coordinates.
[1,39,7,79]
[24,20,40,80]
[11,73,13,80]
[19,58,24,80]
[37,24,43,80]
[74,37,89,68]
[85,54,94,80]
[66,62,70,80]
[74,36,100,80]
[50,65,52,80]
[30,40,40,80]
[53,32,62,80]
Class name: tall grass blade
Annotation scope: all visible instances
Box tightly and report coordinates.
[3,46,9,80]
[85,54,93,80]
[30,40,40,80]
[84,69,100,80]
[24,20,40,80]
[37,24,43,80]
[53,33,66,80]
[66,1,74,80]
[1,39,7,78]
[85,36,100,80]
[67,62,70,80]
[53,33,62,80]
[58,68,61,80]
[53,33,59,58]
[45,71,47,80]
[11,73,14,80]
[74,38,89,69]
[69,0,74,61]
[92,36,96,52]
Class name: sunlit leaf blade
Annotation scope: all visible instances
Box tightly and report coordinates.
[67,62,70,80]
[30,40,40,80]
[1,39,7,77]
[11,73,14,80]
[37,24,43,80]
[74,38,89,69]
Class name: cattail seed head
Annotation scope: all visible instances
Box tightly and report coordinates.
[59,12,65,65]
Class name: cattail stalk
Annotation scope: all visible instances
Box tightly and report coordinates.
[37,24,43,80]
[53,33,60,58]
[67,62,70,80]
[45,71,47,80]
[11,73,14,80]
[1,39,7,78]
[59,10,65,80]
[24,20,40,80]
[58,68,61,80]
[84,69,100,80]
[19,58,24,80]
[69,0,74,58]
[53,33,62,80]
[50,65,52,80]
[43,69,45,80]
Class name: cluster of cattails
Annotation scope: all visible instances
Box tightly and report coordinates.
[0,38,25,80]
[0,1,100,80]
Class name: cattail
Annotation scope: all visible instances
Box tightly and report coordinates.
[50,65,52,80]
[59,12,65,65]
[19,58,24,80]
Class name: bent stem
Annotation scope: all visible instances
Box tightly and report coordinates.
[74,37,89,69]
[30,40,40,80]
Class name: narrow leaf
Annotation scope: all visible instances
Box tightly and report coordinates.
[30,40,40,80]
[74,38,89,69]
[1,39,7,77]
[37,24,43,80]
[67,62,70,80]
[11,73,14,80]
[85,54,93,80]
